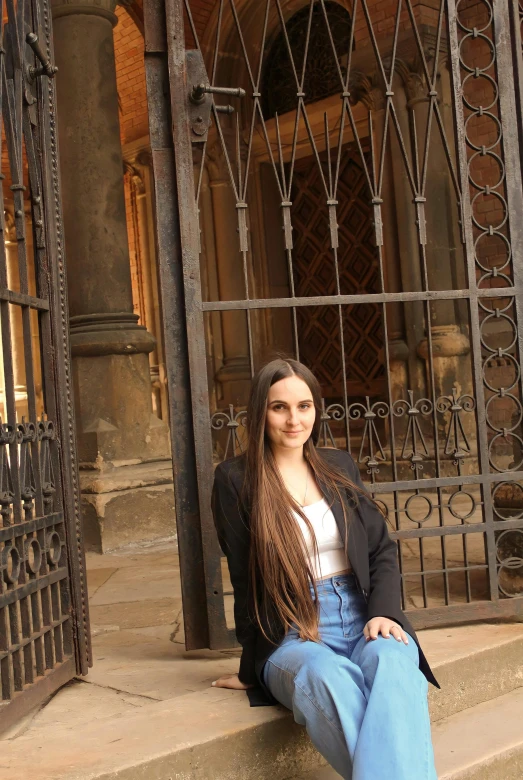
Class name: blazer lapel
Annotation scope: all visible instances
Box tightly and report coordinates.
[318,476,366,589]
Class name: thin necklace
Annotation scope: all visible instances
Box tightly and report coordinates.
[302,465,310,507]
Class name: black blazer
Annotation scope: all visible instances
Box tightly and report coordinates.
[212,447,439,706]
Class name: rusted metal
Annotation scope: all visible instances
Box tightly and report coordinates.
[0,0,90,730]
[143,0,216,649]
[150,0,523,646]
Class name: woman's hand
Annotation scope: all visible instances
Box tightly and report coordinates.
[211,673,254,690]
[364,617,409,644]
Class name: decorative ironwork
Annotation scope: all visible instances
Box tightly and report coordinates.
[393,392,433,476]
[293,149,384,397]
[146,0,523,651]
[436,390,476,472]
[18,420,37,520]
[348,397,389,480]
[318,398,345,448]
[261,1,353,120]
[211,405,247,459]
[496,529,523,598]
[38,417,56,514]
[0,0,90,730]
[0,422,15,526]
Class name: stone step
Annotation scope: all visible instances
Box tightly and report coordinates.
[296,687,523,779]
[423,622,523,722]
[3,623,523,779]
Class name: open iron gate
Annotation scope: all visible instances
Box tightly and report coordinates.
[145,0,523,652]
[0,0,90,729]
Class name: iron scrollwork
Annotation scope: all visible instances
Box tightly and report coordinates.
[348,397,389,480]
[393,392,433,476]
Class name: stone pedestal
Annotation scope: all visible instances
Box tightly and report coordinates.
[52,0,174,551]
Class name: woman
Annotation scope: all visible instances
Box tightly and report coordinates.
[211,358,438,779]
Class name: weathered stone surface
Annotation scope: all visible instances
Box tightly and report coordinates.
[88,597,179,631]
[52,0,172,552]
[86,567,118,597]
[424,623,523,721]
[86,629,239,700]
[73,355,170,466]
[81,469,175,552]
[3,543,522,779]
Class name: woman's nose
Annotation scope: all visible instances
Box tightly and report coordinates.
[287,409,299,425]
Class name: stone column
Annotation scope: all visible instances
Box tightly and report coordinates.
[124,149,169,421]
[52,0,173,552]
[206,142,251,407]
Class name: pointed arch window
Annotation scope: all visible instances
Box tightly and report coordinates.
[261,1,353,119]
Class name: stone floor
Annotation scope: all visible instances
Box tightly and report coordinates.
[2,541,242,741]
[1,540,523,779]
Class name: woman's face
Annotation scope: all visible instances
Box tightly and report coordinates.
[265,375,316,452]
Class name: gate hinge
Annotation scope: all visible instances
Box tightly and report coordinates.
[185,49,244,143]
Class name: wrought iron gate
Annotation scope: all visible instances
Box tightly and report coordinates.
[0,0,90,729]
[145,0,523,651]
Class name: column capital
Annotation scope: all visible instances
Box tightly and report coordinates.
[52,0,118,26]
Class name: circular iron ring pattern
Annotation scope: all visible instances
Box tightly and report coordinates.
[46,531,62,566]
[492,481,523,521]
[404,494,433,525]
[448,490,477,521]
[24,538,42,575]
[474,230,511,275]
[496,529,523,598]
[1,545,21,585]
[458,0,522,475]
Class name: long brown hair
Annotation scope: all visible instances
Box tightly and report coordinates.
[244,358,372,644]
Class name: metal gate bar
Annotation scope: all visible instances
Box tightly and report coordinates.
[147,0,523,649]
[0,0,90,731]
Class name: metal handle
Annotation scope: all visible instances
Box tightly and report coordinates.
[215,105,235,115]
[26,33,58,79]
[190,83,245,104]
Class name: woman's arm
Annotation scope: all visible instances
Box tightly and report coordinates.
[211,463,258,685]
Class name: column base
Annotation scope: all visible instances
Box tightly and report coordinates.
[80,460,175,552]
[74,351,170,465]
[70,312,156,357]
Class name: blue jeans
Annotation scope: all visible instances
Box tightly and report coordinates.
[262,574,437,780]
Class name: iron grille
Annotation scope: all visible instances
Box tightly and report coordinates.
[145,0,523,650]
[0,0,90,729]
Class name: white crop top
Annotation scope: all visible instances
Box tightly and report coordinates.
[292,497,349,580]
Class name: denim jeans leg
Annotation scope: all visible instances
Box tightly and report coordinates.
[263,637,366,780]
[350,635,438,780]
[262,577,436,780]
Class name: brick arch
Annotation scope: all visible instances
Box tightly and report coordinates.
[114,5,149,146]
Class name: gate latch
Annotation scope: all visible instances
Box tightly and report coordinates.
[185,49,244,143]
[26,33,58,79]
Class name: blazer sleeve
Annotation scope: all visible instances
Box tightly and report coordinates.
[211,463,258,685]
[345,452,404,627]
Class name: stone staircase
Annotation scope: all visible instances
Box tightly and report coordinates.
[3,622,523,779]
